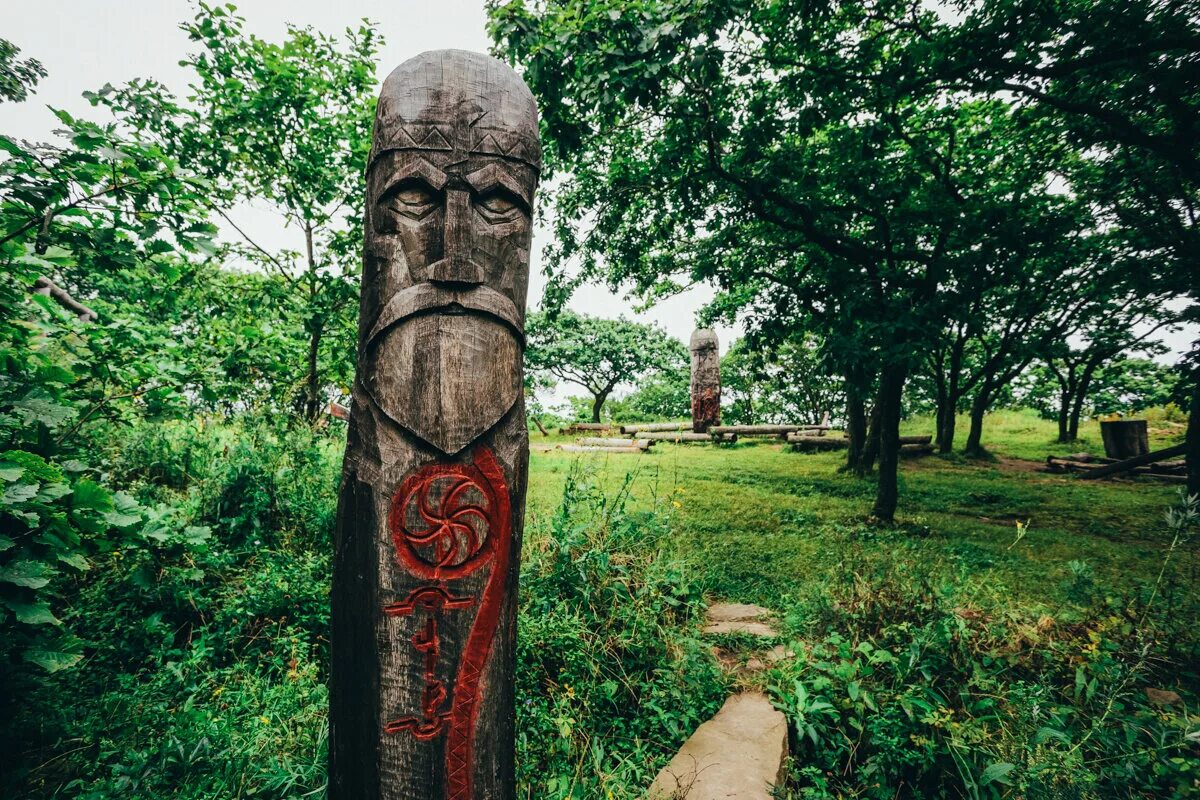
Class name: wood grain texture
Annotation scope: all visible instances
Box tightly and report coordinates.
[330,49,539,800]
[689,329,720,433]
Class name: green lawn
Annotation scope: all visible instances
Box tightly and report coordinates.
[528,409,1187,612]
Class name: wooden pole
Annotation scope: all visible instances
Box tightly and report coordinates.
[1078,442,1188,480]
[620,421,690,434]
[330,50,540,800]
[690,329,720,432]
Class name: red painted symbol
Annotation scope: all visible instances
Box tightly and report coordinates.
[384,447,512,800]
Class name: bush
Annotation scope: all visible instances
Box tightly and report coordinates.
[766,497,1200,799]
[516,467,727,797]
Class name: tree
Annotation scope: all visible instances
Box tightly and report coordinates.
[488,0,1100,520]
[924,0,1199,491]
[100,4,380,421]
[525,311,686,422]
[0,99,214,674]
[722,337,842,425]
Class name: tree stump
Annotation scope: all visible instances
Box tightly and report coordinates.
[690,328,720,433]
[329,50,539,800]
[1100,419,1149,460]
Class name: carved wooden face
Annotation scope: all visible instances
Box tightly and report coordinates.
[362,51,540,455]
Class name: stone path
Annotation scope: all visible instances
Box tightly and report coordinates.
[645,693,788,800]
[646,602,791,799]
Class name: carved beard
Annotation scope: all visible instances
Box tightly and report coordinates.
[366,303,522,456]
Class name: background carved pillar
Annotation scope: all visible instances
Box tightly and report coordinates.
[690,328,720,433]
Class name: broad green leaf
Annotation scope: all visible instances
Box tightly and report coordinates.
[3,483,39,505]
[980,762,1015,787]
[0,559,54,589]
[3,598,60,625]
[24,648,83,673]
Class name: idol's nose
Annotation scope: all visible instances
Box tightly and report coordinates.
[429,189,483,285]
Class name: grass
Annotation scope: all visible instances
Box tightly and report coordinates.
[3,407,1195,798]
[531,408,1188,611]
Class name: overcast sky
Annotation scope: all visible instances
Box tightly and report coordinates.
[5,0,731,366]
[6,1,1190,383]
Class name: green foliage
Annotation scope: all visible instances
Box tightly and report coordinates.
[526,310,687,421]
[723,336,842,425]
[517,467,726,796]
[766,498,1199,798]
[98,2,381,419]
[0,38,46,103]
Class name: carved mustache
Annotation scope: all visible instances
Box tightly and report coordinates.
[367,283,524,347]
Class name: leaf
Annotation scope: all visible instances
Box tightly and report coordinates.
[0,463,24,482]
[71,479,112,513]
[0,535,14,551]
[0,559,54,588]
[24,648,83,673]
[980,762,1015,787]
[2,482,38,504]
[3,598,60,625]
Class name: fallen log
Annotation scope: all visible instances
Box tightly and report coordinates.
[900,443,934,457]
[789,437,849,451]
[1078,442,1188,480]
[619,421,691,434]
[712,424,829,436]
[1047,457,1186,478]
[641,431,738,443]
[839,433,932,446]
[559,423,615,434]
[557,444,648,454]
[576,437,652,449]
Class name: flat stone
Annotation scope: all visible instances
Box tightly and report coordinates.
[706,603,772,623]
[704,603,778,638]
[647,692,788,799]
[703,620,779,637]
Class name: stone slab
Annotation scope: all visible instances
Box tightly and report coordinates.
[704,603,778,638]
[646,692,788,799]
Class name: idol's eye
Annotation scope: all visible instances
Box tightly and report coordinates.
[383,181,439,220]
[476,188,525,222]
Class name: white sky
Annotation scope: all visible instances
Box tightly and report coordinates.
[5,1,1190,399]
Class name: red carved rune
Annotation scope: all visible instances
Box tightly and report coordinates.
[384,447,512,800]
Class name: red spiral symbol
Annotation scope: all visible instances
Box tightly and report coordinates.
[389,459,500,581]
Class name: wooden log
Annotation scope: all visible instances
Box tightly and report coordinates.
[900,443,933,457]
[1078,442,1188,480]
[788,431,852,443]
[330,51,539,800]
[620,421,691,434]
[713,424,828,436]
[531,416,549,437]
[567,422,614,431]
[1100,419,1150,459]
[329,401,350,421]
[576,437,652,449]
[690,329,721,432]
[557,445,647,454]
[640,431,738,443]
[839,433,931,446]
[789,437,849,451]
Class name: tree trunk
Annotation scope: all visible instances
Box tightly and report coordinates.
[304,321,323,423]
[964,388,989,456]
[844,388,867,474]
[1067,359,1101,441]
[591,389,610,423]
[1056,390,1071,442]
[871,363,908,522]
[938,406,957,455]
[1187,375,1199,500]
